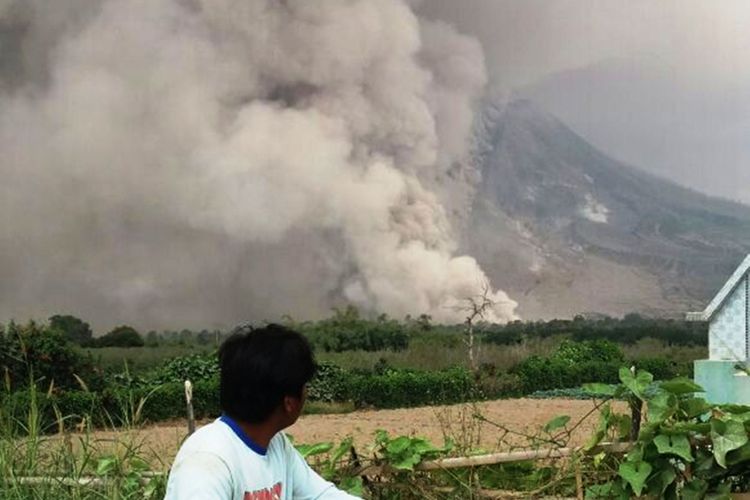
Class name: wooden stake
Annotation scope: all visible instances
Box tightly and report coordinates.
[185,379,195,435]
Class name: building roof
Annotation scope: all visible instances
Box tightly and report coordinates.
[687,254,750,322]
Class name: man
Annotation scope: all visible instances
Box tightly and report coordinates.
[165,324,360,499]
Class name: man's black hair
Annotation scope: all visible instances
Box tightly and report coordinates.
[218,323,316,424]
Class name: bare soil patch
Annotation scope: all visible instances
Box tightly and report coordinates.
[115,398,620,470]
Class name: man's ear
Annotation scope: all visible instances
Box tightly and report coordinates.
[283,395,300,415]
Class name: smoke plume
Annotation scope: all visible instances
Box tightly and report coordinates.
[0,0,517,330]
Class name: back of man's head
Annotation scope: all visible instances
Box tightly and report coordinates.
[218,324,316,424]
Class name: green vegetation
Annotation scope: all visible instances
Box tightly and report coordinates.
[94,325,145,348]
[581,369,750,497]
[0,307,746,498]
[0,311,708,422]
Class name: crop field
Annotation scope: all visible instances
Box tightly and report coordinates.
[4,314,750,498]
[116,398,625,466]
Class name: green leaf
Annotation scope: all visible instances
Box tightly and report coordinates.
[339,475,363,496]
[543,414,571,433]
[647,391,678,423]
[646,465,677,496]
[637,422,660,443]
[390,452,421,470]
[710,418,749,468]
[682,478,708,500]
[374,429,389,445]
[386,436,412,455]
[660,377,704,395]
[672,420,711,434]
[584,404,611,451]
[618,460,652,497]
[679,397,711,418]
[295,441,333,458]
[96,456,117,476]
[653,434,693,462]
[585,482,628,500]
[619,368,653,400]
[726,441,750,466]
[583,383,618,397]
[329,437,353,464]
[611,413,632,441]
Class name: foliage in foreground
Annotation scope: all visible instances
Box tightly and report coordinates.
[4,365,750,498]
[583,368,750,498]
[0,381,167,499]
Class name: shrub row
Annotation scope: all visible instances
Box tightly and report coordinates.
[347,367,475,409]
[483,315,707,346]
[512,355,691,394]
[1,365,480,428]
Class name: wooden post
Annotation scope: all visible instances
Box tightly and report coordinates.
[185,379,195,435]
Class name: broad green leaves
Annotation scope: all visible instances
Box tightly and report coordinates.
[653,434,692,462]
[619,367,652,399]
[618,460,652,496]
[647,391,678,423]
[584,371,750,498]
[375,429,453,471]
[710,418,748,467]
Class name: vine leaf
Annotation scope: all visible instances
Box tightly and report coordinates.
[584,404,611,451]
[679,397,711,419]
[653,434,693,462]
[295,441,333,459]
[660,378,704,395]
[585,481,628,499]
[726,441,750,466]
[543,414,570,433]
[647,391,678,423]
[710,418,748,468]
[682,478,708,500]
[339,476,363,497]
[619,368,653,400]
[646,464,677,496]
[618,460,652,496]
[583,383,617,397]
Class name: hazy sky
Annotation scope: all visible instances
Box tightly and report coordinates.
[420,0,750,203]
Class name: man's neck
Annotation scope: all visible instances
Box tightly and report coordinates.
[236,418,281,450]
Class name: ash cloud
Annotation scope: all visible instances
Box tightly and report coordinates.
[0,0,517,330]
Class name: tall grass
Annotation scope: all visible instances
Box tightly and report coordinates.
[316,336,705,373]
[316,335,562,372]
[0,372,169,499]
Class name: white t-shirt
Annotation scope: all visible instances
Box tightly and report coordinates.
[165,416,360,500]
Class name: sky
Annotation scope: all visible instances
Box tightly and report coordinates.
[0,0,748,330]
[420,0,750,203]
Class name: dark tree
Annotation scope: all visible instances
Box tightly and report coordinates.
[1,320,93,390]
[97,325,144,347]
[49,314,93,346]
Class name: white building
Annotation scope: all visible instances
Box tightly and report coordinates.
[688,255,750,404]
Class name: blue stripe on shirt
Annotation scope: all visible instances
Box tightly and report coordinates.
[219,414,268,456]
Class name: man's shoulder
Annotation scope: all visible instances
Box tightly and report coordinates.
[178,419,235,456]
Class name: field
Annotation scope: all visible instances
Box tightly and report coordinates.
[121,397,624,468]
[7,315,750,498]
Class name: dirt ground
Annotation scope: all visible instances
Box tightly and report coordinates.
[113,398,622,470]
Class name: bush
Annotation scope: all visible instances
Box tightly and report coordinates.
[290,307,410,353]
[632,357,691,379]
[49,314,94,346]
[95,325,144,348]
[146,352,219,384]
[512,356,621,393]
[308,362,349,403]
[348,367,475,409]
[510,339,628,393]
[0,321,95,391]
